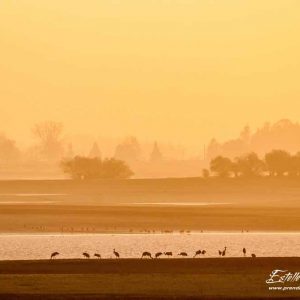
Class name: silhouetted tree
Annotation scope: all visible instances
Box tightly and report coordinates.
[206,119,300,159]
[265,150,291,176]
[290,152,300,177]
[221,138,249,159]
[206,139,221,161]
[240,125,251,144]
[32,121,64,161]
[0,135,20,163]
[251,119,300,155]
[101,158,134,179]
[234,152,265,177]
[61,156,133,180]
[202,168,210,178]
[210,156,233,177]
[114,136,141,162]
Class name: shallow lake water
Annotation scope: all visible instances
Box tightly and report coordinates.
[0,232,299,260]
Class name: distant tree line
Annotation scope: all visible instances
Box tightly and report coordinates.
[206,119,300,161]
[206,150,300,178]
[61,156,134,180]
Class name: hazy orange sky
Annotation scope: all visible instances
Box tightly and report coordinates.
[1,1,300,151]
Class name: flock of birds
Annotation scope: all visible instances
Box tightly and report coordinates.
[50,247,256,259]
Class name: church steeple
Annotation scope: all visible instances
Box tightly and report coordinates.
[89,142,101,158]
[150,142,163,162]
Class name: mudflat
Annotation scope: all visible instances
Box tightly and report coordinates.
[0,258,299,299]
[1,178,300,233]
[1,203,300,233]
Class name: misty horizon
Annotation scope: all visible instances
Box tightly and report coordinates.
[1,118,300,158]
[1,1,300,154]
[1,2,300,299]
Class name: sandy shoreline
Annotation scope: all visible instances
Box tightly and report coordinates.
[0,258,299,299]
[1,178,300,233]
[1,203,300,233]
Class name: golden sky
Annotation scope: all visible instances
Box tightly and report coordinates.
[1,0,300,150]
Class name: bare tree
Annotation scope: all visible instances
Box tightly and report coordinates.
[32,121,64,161]
[0,134,20,163]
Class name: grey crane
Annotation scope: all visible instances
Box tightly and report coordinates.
[141,251,152,259]
[113,249,120,258]
[50,252,59,259]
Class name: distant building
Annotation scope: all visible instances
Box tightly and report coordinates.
[89,142,101,158]
[150,142,163,162]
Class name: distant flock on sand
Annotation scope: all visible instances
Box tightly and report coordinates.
[50,247,256,259]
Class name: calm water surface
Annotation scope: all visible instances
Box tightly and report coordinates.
[0,233,299,260]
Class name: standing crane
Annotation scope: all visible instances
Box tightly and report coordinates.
[113,249,120,259]
[222,247,227,257]
[243,248,246,257]
[164,251,173,258]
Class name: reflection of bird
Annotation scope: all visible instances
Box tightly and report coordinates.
[141,251,152,259]
[243,248,246,257]
[83,252,90,259]
[94,253,101,259]
[178,252,188,257]
[251,253,256,258]
[50,252,59,259]
[164,251,172,257]
[222,247,227,257]
[113,249,120,258]
[155,252,163,258]
[194,250,202,258]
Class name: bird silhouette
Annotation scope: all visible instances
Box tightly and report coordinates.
[50,252,59,259]
[155,252,163,258]
[178,252,188,257]
[201,250,206,255]
[113,249,120,258]
[83,252,90,259]
[94,253,101,259]
[194,250,202,258]
[243,248,246,257]
[251,253,256,258]
[141,251,152,259]
[222,247,227,257]
[164,251,172,257]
